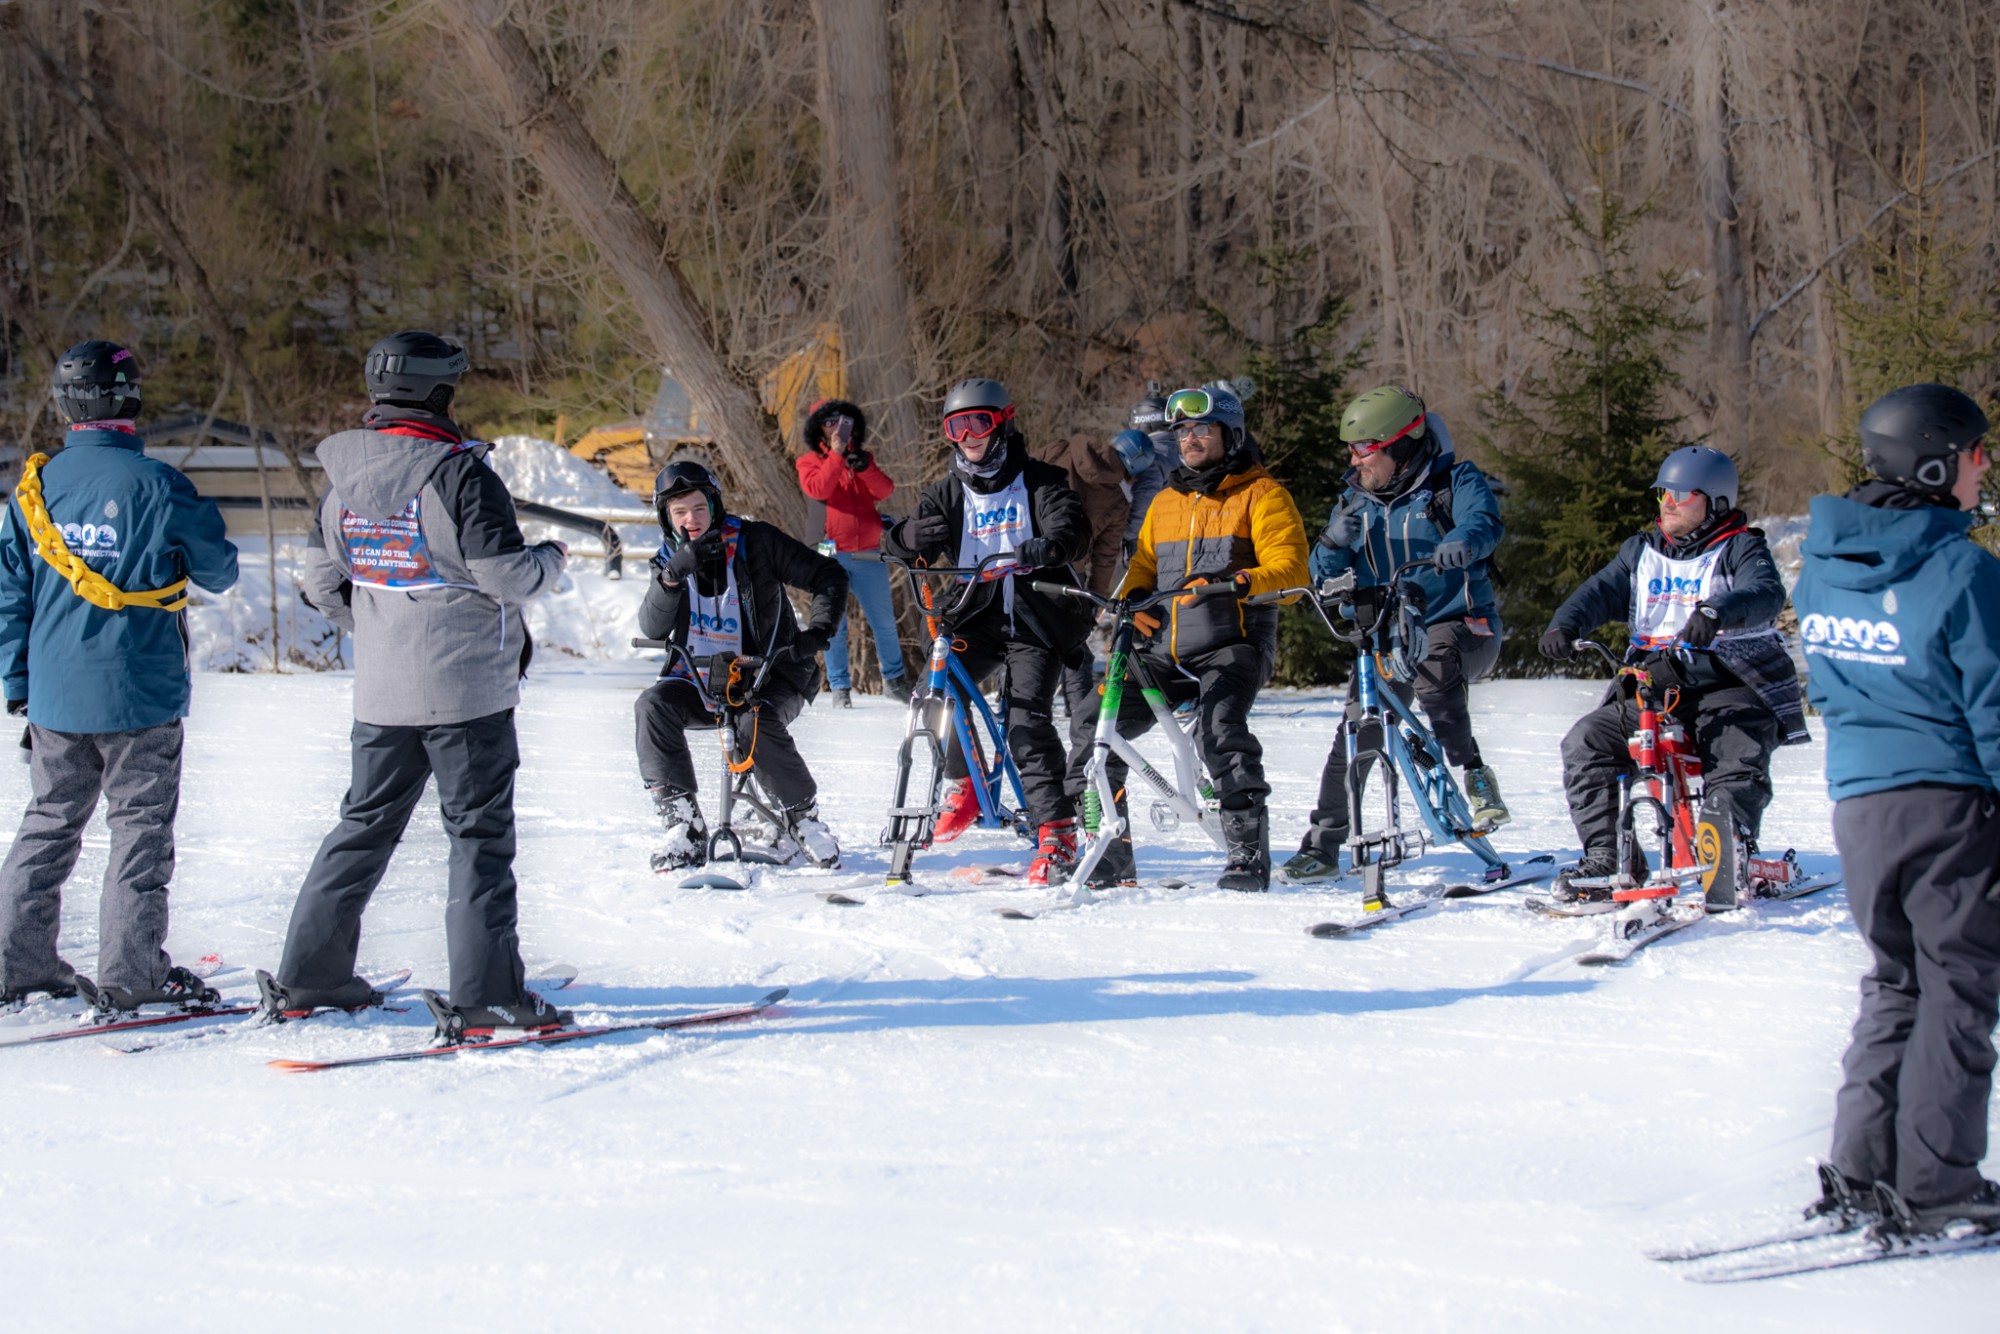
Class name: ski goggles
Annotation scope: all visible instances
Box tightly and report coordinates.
[1655,486,1703,505]
[1346,415,1426,457]
[942,405,1014,444]
[1164,388,1221,425]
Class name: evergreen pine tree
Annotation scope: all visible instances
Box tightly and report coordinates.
[1480,193,1701,674]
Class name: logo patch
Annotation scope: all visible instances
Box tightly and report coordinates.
[103,499,118,519]
[1883,589,1898,615]
[1799,612,1906,665]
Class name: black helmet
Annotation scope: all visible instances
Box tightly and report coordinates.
[653,460,724,535]
[1859,383,1991,495]
[52,339,141,424]
[364,330,468,413]
[1129,395,1168,432]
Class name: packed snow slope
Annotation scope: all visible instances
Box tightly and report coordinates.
[2,668,1993,1331]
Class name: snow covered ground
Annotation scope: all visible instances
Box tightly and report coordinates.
[2,665,1993,1331]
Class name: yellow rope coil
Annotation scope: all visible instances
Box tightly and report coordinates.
[14,453,188,612]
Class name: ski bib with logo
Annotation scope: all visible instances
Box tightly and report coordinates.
[957,475,1033,620]
[342,497,443,589]
[1630,533,1771,650]
[673,519,745,692]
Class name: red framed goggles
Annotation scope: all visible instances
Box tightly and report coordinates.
[943,406,1014,444]
[1347,415,1425,457]
[1655,487,1703,505]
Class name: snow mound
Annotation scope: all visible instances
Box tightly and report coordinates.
[486,434,654,515]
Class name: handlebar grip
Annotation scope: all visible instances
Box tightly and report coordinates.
[631,637,668,649]
[1030,581,1096,601]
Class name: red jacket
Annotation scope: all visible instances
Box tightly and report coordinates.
[796,445,895,552]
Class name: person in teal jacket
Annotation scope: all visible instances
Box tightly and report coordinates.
[1792,382,2000,1235]
[1282,386,1508,882]
[0,340,238,1009]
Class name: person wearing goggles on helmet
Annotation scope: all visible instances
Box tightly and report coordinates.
[1065,385,1309,892]
[638,461,850,874]
[1283,386,1510,882]
[795,398,910,708]
[1538,444,1804,906]
[1793,382,2000,1236]
[1111,395,1174,561]
[881,377,1093,886]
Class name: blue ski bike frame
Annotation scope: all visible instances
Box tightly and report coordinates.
[1251,564,1511,910]
[863,551,1032,887]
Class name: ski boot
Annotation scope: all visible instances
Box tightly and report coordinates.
[1464,765,1512,832]
[930,777,982,844]
[1217,806,1271,893]
[422,989,571,1046]
[255,969,385,1023]
[1550,851,1624,906]
[831,688,853,709]
[80,965,220,1017]
[783,801,842,869]
[1279,846,1342,883]
[1027,819,1079,887]
[1080,796,1138,889]
[1804,1163,1874,1224]
[1903,1178,2000,1235]
[0,959,79,1008]
[648,788,709,873]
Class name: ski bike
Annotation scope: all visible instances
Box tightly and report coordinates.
[1024,578,1241,896]
[1249,566,1551,938]
[1527,639,1835,964]
[630,637,829,889]
[861,550,1034,890]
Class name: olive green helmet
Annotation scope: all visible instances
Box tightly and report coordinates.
[1340,385,1428,457]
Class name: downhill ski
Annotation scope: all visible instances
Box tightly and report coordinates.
[267,986,789,1073]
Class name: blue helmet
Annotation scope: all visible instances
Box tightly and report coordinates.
[1110,428,1155,474]
[1165,386,1247,452]
[1653,446,1738,514]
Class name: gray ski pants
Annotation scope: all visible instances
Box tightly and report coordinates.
[0,720,184,993]
[1831,784,2000,1204]
[277,710,529,1008]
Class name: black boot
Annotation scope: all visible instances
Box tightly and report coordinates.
[1083,796,1138,889]
[1804,1163,1874,1223]
[82,965,220,1016]
[422,989,572,1045]
[0,959,78,1007]
[1217,805,1270,893]
[256,969,386,1022]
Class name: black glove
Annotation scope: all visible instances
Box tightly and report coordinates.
[1643,650,1692,692]
[1320,502,1362,550]
[901,511,952,552]
[658,540,703,586]
[1680,604,1721,649]
[1014,537,1060,568]
[5,698,24,718]
[791,626,831,658]
[1432,538,1470,570]
[844,448,871,473]
[1538,626,1576,662]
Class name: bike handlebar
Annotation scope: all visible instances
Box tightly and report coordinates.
[629,639,787,710]
[1029,579,1242,615]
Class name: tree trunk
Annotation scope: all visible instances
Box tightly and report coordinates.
[810,0,925,485]
[431,0,803,532]
[1691,0,1749,455]
[1786,35,1847,440]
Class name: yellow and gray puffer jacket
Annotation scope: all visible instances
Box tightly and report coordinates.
[1120,455,1309,664]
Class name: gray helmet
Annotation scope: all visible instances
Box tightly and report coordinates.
[943,378,1011,417]
[1859,383,1990,495]
[52,339,141,424]
[1653,445,1738,514]
[365,330,468,412]
[1129,396,1168,432]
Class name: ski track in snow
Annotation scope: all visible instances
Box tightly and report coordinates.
[1,668,1993,1330]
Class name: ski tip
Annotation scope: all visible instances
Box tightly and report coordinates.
[819,892,865,906]
[680,873,750,891]
[267,1058,324,1073]
[1162,878,1190,890]
[995,908,1036,921]
[1306,921,1350,938]
[758,987,791,1005]
[531,964,578,992]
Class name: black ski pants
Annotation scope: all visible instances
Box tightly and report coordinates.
[1299,619,1498,854]
[635,677,816,812]
[942,618,1073,830]
[1559,683,1778,859]
[1831,784,2000,1205]
[1066,640,1271,811]
[278,710,529,1009]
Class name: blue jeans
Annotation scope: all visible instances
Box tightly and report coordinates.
[825,550,906,688]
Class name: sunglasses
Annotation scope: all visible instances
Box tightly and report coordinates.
[943,406,1014,444]
[1164,388,1216,425]
[1655,487,1703,505]
[1348,416,1425,457]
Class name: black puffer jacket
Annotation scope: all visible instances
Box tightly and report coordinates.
[881,436,1094,656]
[640,517,847,702]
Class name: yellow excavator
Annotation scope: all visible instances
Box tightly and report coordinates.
[562,324,846,499]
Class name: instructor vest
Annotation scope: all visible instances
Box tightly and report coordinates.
[957,474,1033,623]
